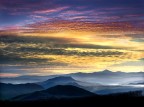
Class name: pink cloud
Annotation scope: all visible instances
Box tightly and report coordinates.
[61,10,94,16]
[34,6,69,14]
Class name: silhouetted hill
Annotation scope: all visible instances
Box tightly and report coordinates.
[1,91,143,107]
[0,83,44,100]
[12,85,95,101]
[95,85,144,95]
[46,85,95,96]
[105,91,143,97]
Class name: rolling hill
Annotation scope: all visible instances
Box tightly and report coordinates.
[12,85,96,101]
[0,83,44,100]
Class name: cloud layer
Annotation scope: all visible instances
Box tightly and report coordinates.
[0,0,144,76]
[0,0,144,27]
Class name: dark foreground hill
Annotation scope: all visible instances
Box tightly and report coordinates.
[0,83,44,100]
[12,85,95,101]
[1,93,143,107]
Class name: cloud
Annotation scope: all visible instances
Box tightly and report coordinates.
[1,34,132,72]
[0,65,61,75]
[139,58,144,61]
[127,34,144,38]
[0,52,53,65]
[0,35,125,57]
[62,43,126,50]
[23,20,143,34]
[111,60,144,67]
[33,6,69,14]
[131,38,144,42]
[0,0,144,27]
[0,0,143,74]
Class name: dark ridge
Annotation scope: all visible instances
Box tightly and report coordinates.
[12,85,95,101]
[44,85,95,96]
[0,83,44,100]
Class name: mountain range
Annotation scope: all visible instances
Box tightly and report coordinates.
[0,70,144,100]
[1,70,143,85]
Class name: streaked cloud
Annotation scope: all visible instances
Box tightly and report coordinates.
[0,0,143,76]
[33,6,69,14]
[0,0,144,26]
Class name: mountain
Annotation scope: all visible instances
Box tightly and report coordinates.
[1,70,143,85]
[69,69,144,77]
[12,85,96,101]
[0,83,44,100]
[37,76,102,92]
[68,70,144,85]
[37,76,82,89]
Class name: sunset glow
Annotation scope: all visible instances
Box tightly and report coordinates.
[0,0,144,77]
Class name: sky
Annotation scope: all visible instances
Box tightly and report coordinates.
[0,0,144,77]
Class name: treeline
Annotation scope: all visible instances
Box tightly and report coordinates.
[0,91,143,107]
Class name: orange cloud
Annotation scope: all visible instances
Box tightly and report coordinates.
[0,73,20,77]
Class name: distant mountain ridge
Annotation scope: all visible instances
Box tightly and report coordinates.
[1,70,143,84]
[69,69,144,76]
[68,70,144,85]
